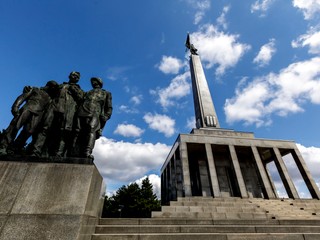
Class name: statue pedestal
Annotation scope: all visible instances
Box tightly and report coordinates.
[0,159,105,240]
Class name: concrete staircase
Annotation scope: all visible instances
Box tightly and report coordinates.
[91,197,320,240]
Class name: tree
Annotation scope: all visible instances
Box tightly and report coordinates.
[102,177,161,218]
[140,178,160,217]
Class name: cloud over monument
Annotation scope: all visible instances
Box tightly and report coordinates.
[143,113,176,137]
[253,38,276,67]
[151,72,191,109]
[190,24,251,76]
[94,137,170,185]
[114,123,145,138]
[224,57,320,126]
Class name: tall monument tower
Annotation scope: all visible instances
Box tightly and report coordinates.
[186,34,220,128]
[160,35,320,204]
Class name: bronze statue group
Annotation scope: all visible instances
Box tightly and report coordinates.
[0,71,113,160]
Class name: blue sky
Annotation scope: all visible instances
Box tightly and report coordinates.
[1,0,320,198]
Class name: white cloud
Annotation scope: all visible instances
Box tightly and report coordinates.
[251,0,274,16]
[225,79,271,127]
[152,72,191,109]
[118,105,138,114]
[114,123,144,138]
[297,144,320,183]
[191,24,251,76]
[216,5,230,30]
[194,12,205,25]
[190,0,211,24]
[130,95,143,105]
[292,28,320,54]
[293,0,320,20]
[186,117,196,130]
[196,0,211,11]
[253,38,276,67]
[143,113,176,137]
[94,137,170,184]
[134,174,161,198]
[158,56,184,74]
[224,57,320,126]
[106,66,130,81]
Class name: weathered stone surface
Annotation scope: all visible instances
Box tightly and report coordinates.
[0,160,105,240]
[11,163,95,214]
[0,216,7,231]
[226,234,305,240]
[0,214,81,240]
[0,161,29,214]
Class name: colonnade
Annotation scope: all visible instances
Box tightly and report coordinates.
[161,130,320,205]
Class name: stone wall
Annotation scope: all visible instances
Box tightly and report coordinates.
[0,160,105,240]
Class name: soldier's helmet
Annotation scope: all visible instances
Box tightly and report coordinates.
[45,80,58,88]
[90,77,103,88]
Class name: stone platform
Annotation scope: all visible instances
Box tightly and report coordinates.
[92,197,320,240]
[0,159,105,240]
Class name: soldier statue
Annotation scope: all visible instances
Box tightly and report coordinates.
[31,71,83,157]
[0,81,59,155]
[73,77,112,159]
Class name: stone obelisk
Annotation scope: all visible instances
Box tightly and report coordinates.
[186,34,220,128]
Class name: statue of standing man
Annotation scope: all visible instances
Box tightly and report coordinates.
[0,81,59,155]
[31,71,83,157]
[73,77,112,159]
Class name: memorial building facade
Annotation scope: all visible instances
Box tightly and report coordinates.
[161,39,320,205]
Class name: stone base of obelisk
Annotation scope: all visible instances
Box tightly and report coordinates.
[0,159,105,240]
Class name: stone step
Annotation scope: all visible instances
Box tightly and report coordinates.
[169,201,259,207]
[94,224,320,234]
[91,233,320,240]
[174,197,320,205]
[170,198,320,211]
[93,198,320,239]
[93,218,320,239]
[161,206,266,213]
[176,197,243,202]
[161,198,320,220]
[98,218,320,226]
[152,211,271,219]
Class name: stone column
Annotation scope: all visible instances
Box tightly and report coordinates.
[229,145,248,198]
[160,173,166,204]
[205,143,221,197]
[170,157,177,200]
[291,148,320,199]
[251,146,276,199]
[180,142,192,196]
[265,162,279,198]
[167,159,172,201]
[164,167,169,203]
[273,147,300,199]
[175,152,184,198]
